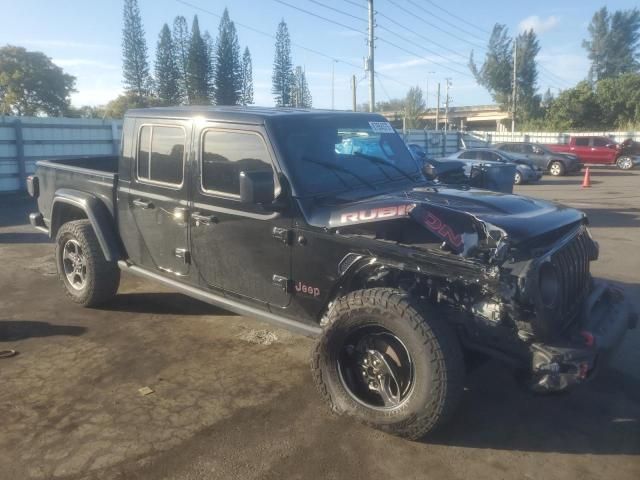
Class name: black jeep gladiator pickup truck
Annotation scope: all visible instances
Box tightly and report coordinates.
[27,107,635,439]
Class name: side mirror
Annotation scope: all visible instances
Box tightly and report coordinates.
[239,171,275,205]
[422,162,438,180]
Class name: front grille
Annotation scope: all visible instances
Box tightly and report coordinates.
[549,227,593,323]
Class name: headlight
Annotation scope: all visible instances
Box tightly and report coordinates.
[539,262,560,307]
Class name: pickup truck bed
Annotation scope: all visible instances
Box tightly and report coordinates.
[32,155,119,222]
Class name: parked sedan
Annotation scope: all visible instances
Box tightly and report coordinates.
[444,148,543,184]
[495,142,582,176]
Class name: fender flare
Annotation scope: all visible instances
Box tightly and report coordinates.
[50,189,123,262]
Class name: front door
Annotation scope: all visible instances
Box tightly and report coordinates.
[190,124,292,307]
[129,120,191,276]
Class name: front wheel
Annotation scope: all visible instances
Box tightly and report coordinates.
[617,156,634,170]
[55,220,120,307]
[549,161,565,176]
[311,288,464,439]
[514,172,523,185]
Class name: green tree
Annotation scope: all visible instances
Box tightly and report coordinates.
[122,0,151,98]
[66,105,106,119]
[155,24,181,105]
[291,66,312,108]
[202,30,215,102]
[186,15,210,105]
[0,45,76,116]
[596,72,640,128]
[103,92,162,119]
[469,24,513,109]
[403,86,426,128]
[172,16,190,103]
[272,20,295,107]
[240,47,254,105]
[544,81,602,130]
[583,7,640,81]
[515,29,541,120]
[213,8,242,105]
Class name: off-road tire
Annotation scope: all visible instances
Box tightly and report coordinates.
[549,161,565,176]
[55,220,120,307]
[616,156,634,170]
[311,288,464,440]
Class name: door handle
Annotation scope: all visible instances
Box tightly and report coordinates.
[192,212,218,225]
[133,199,154,209]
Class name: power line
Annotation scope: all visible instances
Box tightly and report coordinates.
[376,10,470,62]
[376,35,474,78]
[273,0,365,36]
[343,0,367,11]
[406,0,490,41]
[175,0,413,90]
[306,0,365,23]
[384,0,486,50]
[422,0,491,35]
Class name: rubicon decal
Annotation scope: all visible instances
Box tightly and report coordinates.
[295,281,320,297]
[340,204,414,224]
[420,211,463,249]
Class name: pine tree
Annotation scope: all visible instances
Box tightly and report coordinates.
[202,30,215,102]
[172,16,190,103]
[155,24,181,105]
[240,47,254,105]
[292,66,312,108]
[583,7,640,82]
[516,29,541,120]
[122,0,151,98]
[213,8,242,105]
[186,15,210,105]
[272,20,295,107]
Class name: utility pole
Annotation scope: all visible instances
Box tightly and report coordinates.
[512,37,517,133]
[367,0,375,112]
[351,75,357,112]
[435,82,440,130]
[444,78,451,135]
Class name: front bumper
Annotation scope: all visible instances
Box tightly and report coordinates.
[528,282,637,392]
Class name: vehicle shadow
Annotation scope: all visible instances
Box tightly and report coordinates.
[0,232,51,244]
[99,292,237,317]
[581,208,640,228]
[0,194,35,228]
[427,361,640,454]
[0,320,86,342]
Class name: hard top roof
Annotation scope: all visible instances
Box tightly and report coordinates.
[125,105,385,124]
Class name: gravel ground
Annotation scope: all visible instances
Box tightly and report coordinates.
[0,168,638,480]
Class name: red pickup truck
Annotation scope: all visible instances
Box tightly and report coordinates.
[546,136,638,170]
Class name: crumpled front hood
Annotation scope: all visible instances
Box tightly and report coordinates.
[304,186,585,245]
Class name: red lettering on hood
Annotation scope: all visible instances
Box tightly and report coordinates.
[422,212,463,248]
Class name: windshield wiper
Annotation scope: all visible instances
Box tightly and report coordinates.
[352,152,417,183]
[302,156,376,190]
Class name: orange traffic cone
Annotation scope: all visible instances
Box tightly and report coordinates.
[582,167,591,188]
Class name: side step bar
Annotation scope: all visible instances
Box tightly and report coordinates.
[117,261,322,338]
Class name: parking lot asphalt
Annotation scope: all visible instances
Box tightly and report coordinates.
[1,168,639,480]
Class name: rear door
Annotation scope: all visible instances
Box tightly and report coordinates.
[189,124,292,307]
[129,121,191,276]
[572,137,591,162]
[590,137,616,164]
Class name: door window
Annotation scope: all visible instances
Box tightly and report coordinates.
[458,150,477,159]
[592,137,610,147]
[137,125,185,186]
[201,130,273,196]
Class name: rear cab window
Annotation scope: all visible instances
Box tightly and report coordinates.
[136,124,186,187]
[200,129,275,198]
[574,137,589,147]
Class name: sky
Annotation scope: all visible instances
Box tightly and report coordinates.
[1,0,638,110]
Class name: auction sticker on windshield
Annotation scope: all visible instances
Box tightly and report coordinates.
[368,121,395,134]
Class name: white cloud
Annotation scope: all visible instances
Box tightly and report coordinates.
[519,15,560,34]
[71,86,123,107]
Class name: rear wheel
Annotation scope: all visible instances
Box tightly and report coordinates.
[311,288,464,439]
[55,220,120,307]
[549,161,565,176]
[617,156,633,170]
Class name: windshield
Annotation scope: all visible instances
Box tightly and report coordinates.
[270,115,421,196]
